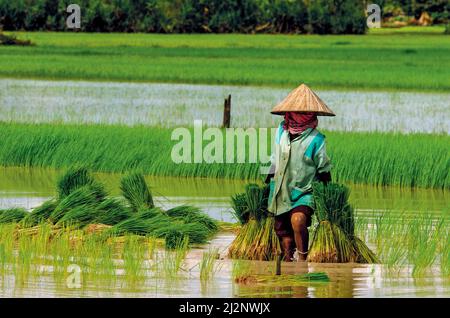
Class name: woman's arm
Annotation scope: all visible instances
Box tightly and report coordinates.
[313,141,332,184]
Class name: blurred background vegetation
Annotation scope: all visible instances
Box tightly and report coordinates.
[0,0,448,34]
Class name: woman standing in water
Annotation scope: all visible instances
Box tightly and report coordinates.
[266,84,335,261]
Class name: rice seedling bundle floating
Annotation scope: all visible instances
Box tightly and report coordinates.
[228,184,279,261]
[235,271,330,286]
[109,218,152,236]
[2,168,218,248]
[120,172,154,212]
[0,208,27,224]
[49,184,105,223]
[94,198,132,225]
[308,182,378,263]
[165,205,218,234]
[21,199,57,227]
[56,205,99,228]
[57,167,95,198]
[154,222,210,245]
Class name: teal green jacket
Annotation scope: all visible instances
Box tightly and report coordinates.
[267,121,331,216]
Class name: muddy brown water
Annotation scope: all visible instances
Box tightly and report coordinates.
[0,167,448,297]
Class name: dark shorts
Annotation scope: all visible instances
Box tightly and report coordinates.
[274,205,314,238]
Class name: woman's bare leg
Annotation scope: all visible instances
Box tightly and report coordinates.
[278,236,295,262]
[291,212,309,261]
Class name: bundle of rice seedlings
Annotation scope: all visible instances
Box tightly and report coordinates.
[352,236,379,263]
[50,185,103,223]
[140,213,172,233]
[56,205,98,228]
[120,172,154,212]
[21,200,57,227]
[228,184,279,261]
[308,182,377,263]
[0,208,27,224]
[251,272,330,285]
[57,167,95,198]
[165,205,218,234]
[153,222,210,245]
[231,192,248,224]
[109,213,171,236]
[135,207,164,220]
[110,218,152,236]
[95,198,132,225]
[313,182,354,236]
[307,221,338,263]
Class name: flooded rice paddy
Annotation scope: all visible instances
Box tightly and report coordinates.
[1,79,449,133]
[0,167,448,297]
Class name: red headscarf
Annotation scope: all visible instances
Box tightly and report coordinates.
[283,112,318,135]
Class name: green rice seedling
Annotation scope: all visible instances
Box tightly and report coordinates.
[0,208,27,224]
[331,223,354,263]
[228,184,279,261]
[49,229,73,284]
[0,223,15,278]
[56,205,99,228]
[0,123,448,189]
[147,236,157,260]
[199,248,220,282]
[246,217,279,261]
[120,172,154,212]
[165,205,218,234]
[123,236,145,282]
[165,230,186,250]
[246,272,330,286]
[109,218,151,236]
[57,167,95,198]
[162,235,189,279]
[15,233,34,286]
[109,212,171,236]
[352,236,379,264]
[440,235,449,276]
[308,221,339,263]
[137,208,162,219]
[309,182,377,263]
[21,200,57,227]
[407,215,443,277]
[75,234,100,282]
[154,222,209,245]
[94,198,132,225]
[32,222,53,260]
[230,192,248,224]
[244,184,267,222]
[50,185,103,223]
[313,182,354,236]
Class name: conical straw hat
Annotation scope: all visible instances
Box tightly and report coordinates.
[271,84,335,116]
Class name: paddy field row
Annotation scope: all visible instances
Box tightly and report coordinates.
[0,123,448,189]
[1,30,450,92]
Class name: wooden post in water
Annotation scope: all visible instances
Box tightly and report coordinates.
[222,94,231,128]
[276,253,282,275]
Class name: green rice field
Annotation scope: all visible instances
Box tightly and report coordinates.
[0,123,448,189]
[1,27,450,92]
[1,26,449,298]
